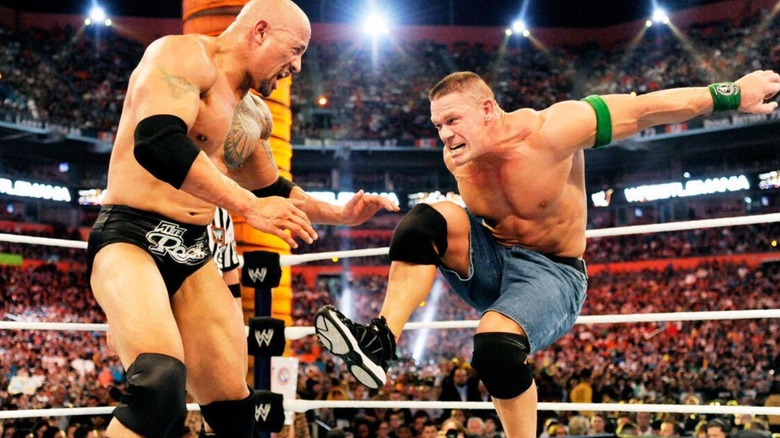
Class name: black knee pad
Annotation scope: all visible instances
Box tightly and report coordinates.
[389,203,448,265]
[113,353,187,438]
[199,387,255,437]
[471,332,533,399]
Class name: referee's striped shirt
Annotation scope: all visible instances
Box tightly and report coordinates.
[209,207,240,275]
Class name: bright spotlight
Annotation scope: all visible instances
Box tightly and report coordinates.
[89,6,106,23]
[652,8,669,24]
[86,6,111,26]
[363,13,389,36]
[507,20,530,38]
[511,20,527,34]
[645,19,653,28]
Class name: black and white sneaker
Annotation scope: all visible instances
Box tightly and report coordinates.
[314,305,397,389]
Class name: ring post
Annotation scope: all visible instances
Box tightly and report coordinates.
[241,251,283,406]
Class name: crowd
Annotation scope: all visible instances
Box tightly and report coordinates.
[1,216,778,436]
[1,4,780,438]
[1,7,779,147]
[290,8,780,144]
[0,24,143,135]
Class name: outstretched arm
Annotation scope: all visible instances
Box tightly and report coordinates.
[605,69,779,139]
[538,70,780,154]
[289,188,400,226]
[229,96,400,227]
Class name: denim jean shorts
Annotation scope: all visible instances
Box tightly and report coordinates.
[438,210,589,353]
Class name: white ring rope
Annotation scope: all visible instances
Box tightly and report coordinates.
[281,309,780,340]
[0,233,88,249]
[1,215,779,421]
[1,401,778,420]
[281,247,389,266]
[2,212,779,265]
[3,309,779,342]
[585,212,780,238]
[288,401,780,416]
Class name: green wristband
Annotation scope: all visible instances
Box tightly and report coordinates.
[708,82,741,112]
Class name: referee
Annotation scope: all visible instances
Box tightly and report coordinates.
[208,206,242,309]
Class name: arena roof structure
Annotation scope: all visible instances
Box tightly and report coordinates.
[0,0,735,28]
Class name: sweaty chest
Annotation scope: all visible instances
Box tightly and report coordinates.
[191,93,270,169]
[458,161,568,222]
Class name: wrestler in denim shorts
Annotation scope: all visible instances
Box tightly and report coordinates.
[438,210,588,353]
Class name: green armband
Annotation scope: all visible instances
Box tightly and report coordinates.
[581,95,612,149]
[708,82,741,112]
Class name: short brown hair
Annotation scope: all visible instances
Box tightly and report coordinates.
[428,71,494,102]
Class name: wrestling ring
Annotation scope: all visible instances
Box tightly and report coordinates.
[1,212,780,424]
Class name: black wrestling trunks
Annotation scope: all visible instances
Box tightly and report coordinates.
[86,205,213,295]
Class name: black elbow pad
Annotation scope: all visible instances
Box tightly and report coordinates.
[134,114,201,189]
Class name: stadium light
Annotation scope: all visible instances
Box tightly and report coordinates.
[652,8,670,25]
[85,5,111,26]
[506,20,530,37]
[362,13,389,36]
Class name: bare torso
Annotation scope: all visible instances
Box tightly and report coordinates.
[102,35,275,225]
[448,111,588,258]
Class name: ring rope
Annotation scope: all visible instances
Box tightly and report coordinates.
[281,247,389,266]
[1,401,778,420]
[288,401,780,416]
[0,233,88,249]
[1,212,779,265]
[3,309,779,341]
[584,211,780,238]
[1,215,778,419]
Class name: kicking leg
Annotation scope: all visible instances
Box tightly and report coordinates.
[316,201,471,388]
[381,200,471,335]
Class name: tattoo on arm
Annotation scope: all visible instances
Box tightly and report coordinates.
[160,68,200,99]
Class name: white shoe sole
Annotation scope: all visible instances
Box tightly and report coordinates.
[315,307,387,389]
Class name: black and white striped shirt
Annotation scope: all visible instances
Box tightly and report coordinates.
[208,207,240,275]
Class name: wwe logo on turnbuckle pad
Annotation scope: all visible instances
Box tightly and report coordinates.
[241,251,282,288]
[146,221,209,265]
[247,267,268,283]
[255,403,271,421]
[254,328,274,348]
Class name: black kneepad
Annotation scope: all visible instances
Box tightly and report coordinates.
[113,353,187,438]
[471,332,533,400]
[199,387,256,437]
[200,389,285,435]
[134,114,201,189]
[388,203,448,265]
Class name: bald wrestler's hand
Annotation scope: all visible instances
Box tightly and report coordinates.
[338,190,400,226]
[246,196,317,248]
[736,70,780,114]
